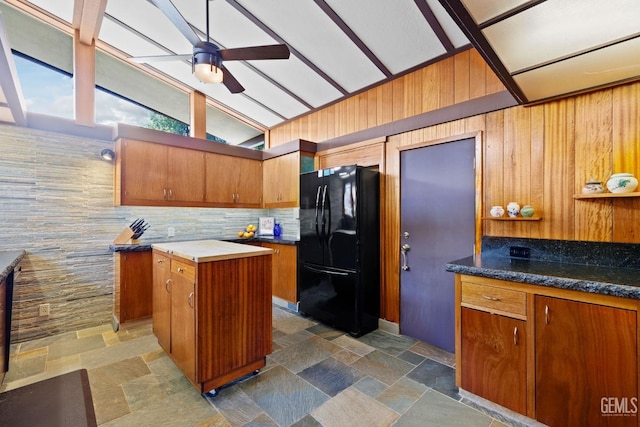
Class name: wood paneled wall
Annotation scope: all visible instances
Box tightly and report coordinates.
[269,49,505,147]
[269,49,640,324]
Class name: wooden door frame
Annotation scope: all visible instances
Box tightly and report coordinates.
[397,131,483,254]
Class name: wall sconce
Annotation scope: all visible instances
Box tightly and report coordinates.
[100,149,115,162]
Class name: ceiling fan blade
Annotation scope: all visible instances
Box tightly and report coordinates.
[150,0,202,46]
[222,67,245,93]
[219,44,290,61]
[130,54,192,63]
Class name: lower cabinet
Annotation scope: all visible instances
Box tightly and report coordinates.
[535,295,637,426]
[457,275,640,426]
[152,249,272,393]
[461,307,527,414]
[262,242,297,304]
[114,251,153,325]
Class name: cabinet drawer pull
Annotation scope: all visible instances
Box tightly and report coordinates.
[163,188,167,199]
[481,294,501,301]
[177,267,184,273]
[545,305,550,324]
[513,326,518,346]
[165,278,171,292]
[188,292,194,309]
[157,259,164,264]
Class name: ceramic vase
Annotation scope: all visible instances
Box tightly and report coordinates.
[490,206,504,217]
[520,205,535,217]
[507,202,520,218]
[606,173,638,194]
[582,180,605,194]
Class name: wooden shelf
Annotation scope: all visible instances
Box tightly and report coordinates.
[482,216,542,221]
[574,192,640,199]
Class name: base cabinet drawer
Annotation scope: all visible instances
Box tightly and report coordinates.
[461,281,526,319]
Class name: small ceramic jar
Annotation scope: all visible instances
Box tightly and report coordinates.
[520,205,535,217]
[582,179,605,195]
[490,206,504,217]
[606,173,638,194]
[507,202,520,218]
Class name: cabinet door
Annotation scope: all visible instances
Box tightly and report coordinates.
[167,146,205,203]
[120,139,168,203]
[235,157,262,207]
[263,243,297,303]
[205,153,237,204]
[263,152,299,207]
[171,261,196,383]
[119,251,153,322]
[535,296,637,426]
[461,307,527,415]
[152,252,172,351]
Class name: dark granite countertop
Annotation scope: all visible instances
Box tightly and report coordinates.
[0,250,26,283]
[446,254,640,300]
[110,236,298,252]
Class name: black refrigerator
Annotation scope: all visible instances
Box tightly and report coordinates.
[298,165,380,337]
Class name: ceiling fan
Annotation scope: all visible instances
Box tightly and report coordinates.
[130,0,290,93]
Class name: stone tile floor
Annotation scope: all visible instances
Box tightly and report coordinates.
[1,306,510,426]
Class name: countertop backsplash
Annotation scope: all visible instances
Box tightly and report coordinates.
[482,236,640,269]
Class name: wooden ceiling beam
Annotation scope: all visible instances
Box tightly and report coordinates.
[73,0,107,45]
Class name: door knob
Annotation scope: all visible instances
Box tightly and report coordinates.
[401,244,410,251]
[400,244,410,271]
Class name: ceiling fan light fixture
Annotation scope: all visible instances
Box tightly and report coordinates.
[193,42,224,84]
[194,61,224,84]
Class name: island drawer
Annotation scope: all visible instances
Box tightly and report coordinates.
[461,281,526,319]
[171,259,196,281]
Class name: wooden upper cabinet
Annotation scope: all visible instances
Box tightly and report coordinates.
[263,152,300,208]
[535,295,637,426]
[205,154,262,207]
[117,139,169,204]
[167,146,205,203]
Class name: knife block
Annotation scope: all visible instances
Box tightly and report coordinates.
[113,227,140,245]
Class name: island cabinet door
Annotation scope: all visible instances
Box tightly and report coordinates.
[460,307,527,415]
[170,261,197,383]
[152,251,172,352]
[535,296,637,426]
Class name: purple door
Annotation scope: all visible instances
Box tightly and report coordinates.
[400,138,475,352]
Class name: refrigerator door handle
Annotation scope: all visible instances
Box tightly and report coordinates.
[320,184,328,237]
[314,185,322,240]
[303,264,350,276]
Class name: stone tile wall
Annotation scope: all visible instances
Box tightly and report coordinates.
[0,124,296,342]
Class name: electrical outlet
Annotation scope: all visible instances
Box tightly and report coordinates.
[509,246,530,259]
[168,227,175,237]
[38,303,50,317]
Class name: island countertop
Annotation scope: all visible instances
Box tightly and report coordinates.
[152,239,273,263]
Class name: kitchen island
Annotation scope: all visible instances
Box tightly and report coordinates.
[151,240,272,395]
[447,253,640,427]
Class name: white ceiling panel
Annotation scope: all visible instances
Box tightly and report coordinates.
[483,0,640,73]
[222,61,309,119]
[105,1,193,57]
[425,0,469,48]
[235,0,386,92]
[0,107,15,123]
[325,0,445,74]
[513,36,640,102]
[460,0,530,25]
[26,0,73,23]
[247,56,343,108]
[99,17,170,58]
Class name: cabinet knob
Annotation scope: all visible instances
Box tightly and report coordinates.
[177,267,184,273]
[157,259,163,264]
